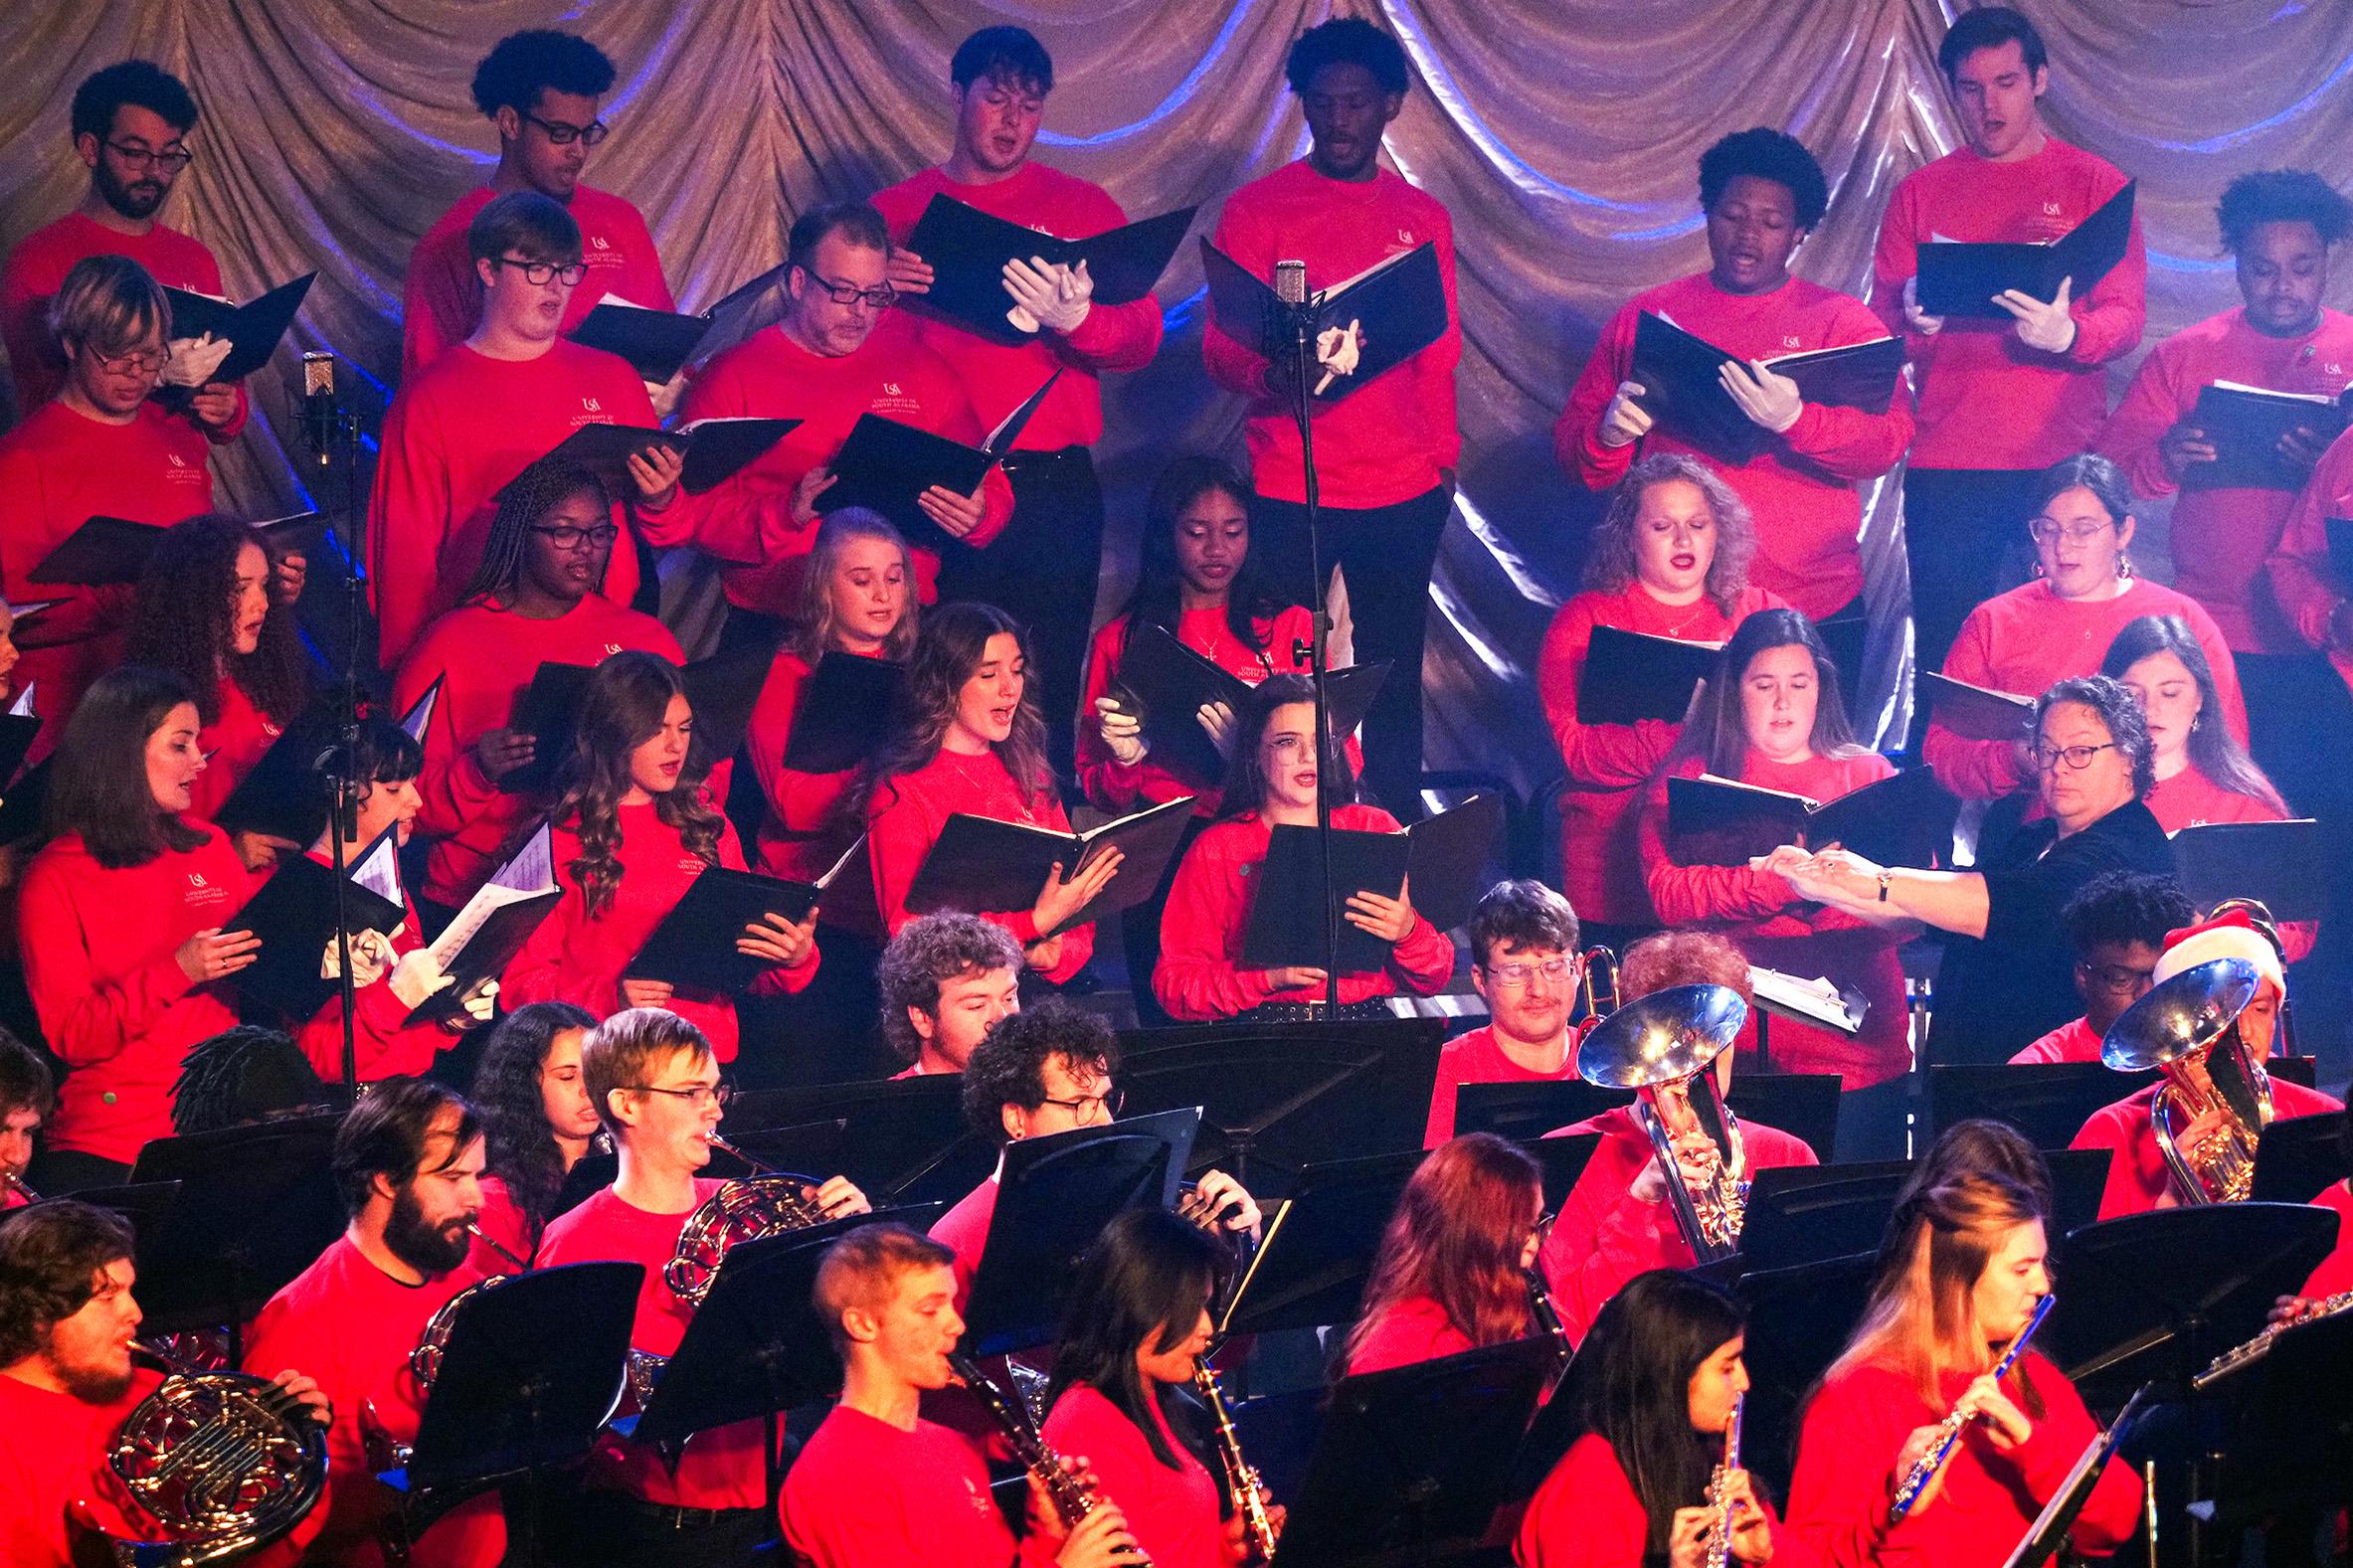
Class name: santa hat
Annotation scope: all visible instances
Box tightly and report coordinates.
[2150,910,2284,994]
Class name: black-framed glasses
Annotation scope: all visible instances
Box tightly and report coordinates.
[1039,1085,1123,1120]
[800,269,897,310]
[2032,741,2118,774]
[2077,960,2155,996]
[531,523,621,551]
[624,1082,732,1112]
[103,139,193,172]
[492,256,590,287]
[523,110,610,147]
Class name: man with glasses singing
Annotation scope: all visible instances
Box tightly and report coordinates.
[403,29,672,375]
[537,1008,867,1567]
[370,190,695,666]
[930,999,1258,1307]
[2,60,244,439]
[1422,880,1588,1147]
[680,202,1012,645]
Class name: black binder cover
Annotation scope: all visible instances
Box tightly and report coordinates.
[1111,621,1385,787]
[625,843,858,995]
[903,794,1197,936]
[679,642,772,769]
[1914,182,2137,319]
[496,661,594,796]
[229,827,407,1018]
[407,822,561,1021]
[161,273,316,382]
[1575,623,1722,725]
[1199,238,1450,401]
[780,651,902,774]
[1919,670,2036,739]
[2169,817,2325,924]
[1667,767,1950,869]
[30,511,325,589]
[2185,382,2348,493]
[213,709,341,849]
[1238,820,1411,973]
[1629,312,1903,463]
[816,373,1058,551]
[533,417,798,496]
[904,194,1196,346]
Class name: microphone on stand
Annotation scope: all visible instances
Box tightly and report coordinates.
[300,352,340,469]
[1274,259,1309,309]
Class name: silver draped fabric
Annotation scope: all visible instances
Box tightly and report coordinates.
[4,1,2350,791]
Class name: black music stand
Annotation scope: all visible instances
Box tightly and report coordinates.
[0,1180,181,1250]
[2194,1307,2353,1533]
[1457,1073,1844,1162]
[722,1074,981,1204]
[1524,1132,1601,1219]
[1275,1337,1556,1567]
[389,1261,641,1566]
[962,1108,1199,1358]
[126,1115,346,1357]
[1927,1063,2151,1150]
[2251,1109,2347,1206]
[1218,1148,1425,1339]
[1114,1019,1444,1197]
[1734,1251,1880,1495]
[2053,1203,2334,1406]
[1738,1161,1913,1273]
[2000,1384,2154,1568]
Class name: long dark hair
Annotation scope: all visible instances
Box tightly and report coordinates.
[1217,673,1358,820]
[1047,1207,1230,1471]
[850,603,1053,824]
[469,1001,600,1235]
[1671,609,1864,778]
[46,665,207,867]
[1116,455,1286,662]
[2100,613,2286,814]
[1557,1270,1746,1554]
[125,514,310,728]
[552,652,725,919]
[456,458,614,609]
[1343,1133,1539,1370]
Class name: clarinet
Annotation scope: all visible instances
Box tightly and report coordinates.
[1889,1294,2055,1521]
[1526,1267,1572,1384]
[1193,1358,1279,1563]
[1704,1395,1744,1568]
[949,1350,1153,1565]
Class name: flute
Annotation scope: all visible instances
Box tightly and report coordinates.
[1889,1293,2055,1522]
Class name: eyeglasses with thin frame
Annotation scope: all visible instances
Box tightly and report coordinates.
[2026,518,2116,547]
[799,269,897,311]
[491,256,590,287]
[1039,1085,1123,1121]
[2032,741,2117,774]
[102,139,193,172]
[1485,957,1575,989]
[531,523,621,551]
[625,1082,732,1112]
[90,346,170,377]
[522,110,610,147]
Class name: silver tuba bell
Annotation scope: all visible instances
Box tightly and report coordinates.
[2101,956,2274,1205]
[1577,982,1751,1262]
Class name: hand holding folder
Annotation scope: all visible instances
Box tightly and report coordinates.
[161,274,315,383]
[903,195,1196,346]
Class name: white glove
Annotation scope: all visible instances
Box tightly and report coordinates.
[1598,379,1654,447]
[1995,275,2078,355]
[160,332,234,389]
[1900,275,1945,338]
[320,928,395,989]
[1000,257,1093,335]
[1095,697,1147,766]
[1720,358,1804,434]
[1313,318,1363,394]
[387,948,455,1011]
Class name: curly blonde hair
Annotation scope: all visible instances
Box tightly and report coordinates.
[1581,453,1758,616]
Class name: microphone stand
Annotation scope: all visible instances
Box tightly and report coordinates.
[1277,281,1343,1011]
[300,359,366,1093]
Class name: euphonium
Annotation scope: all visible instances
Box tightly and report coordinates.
[2100,957,2274,1205]
[663,1132,828,1307]
[1193,1358,1279,1562]
[1576,983,1751,1262]
[409,1223,529,1389]
[1704,1395,1745,1568]
[102,1338,330,1567]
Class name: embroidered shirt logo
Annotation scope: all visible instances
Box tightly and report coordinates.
[582,397,603,415]
[1397,228,1414,245]
[2042,201,2064,216]
[592,235,612,251]
[1782,335,1802,349]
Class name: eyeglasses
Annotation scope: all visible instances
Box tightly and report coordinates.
[2032,741,2117,774]
[2027,519,2116,547]
[90,346,170,377]
[103,140,193,172]
[800,270,897,310]
[492,256,590,287]
[531,523,621,551]
[2078,961,2154,996]
[625,1083,732,1112]
[1263,733,1318,758]
[522,110,610,147]
[1485,958,1574,988]
[1039,1086,1123,1120]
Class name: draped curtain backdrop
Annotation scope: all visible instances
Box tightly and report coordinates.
[5,0,2352,798]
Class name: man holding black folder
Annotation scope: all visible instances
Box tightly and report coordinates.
[1871,7,2147,672]
[873,26,1167,774]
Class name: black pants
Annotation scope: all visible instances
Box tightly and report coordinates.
[937,445,1105,780]
[568,1492,774,1568]
[1901,466,2046,677]
[1251,486,1454,818]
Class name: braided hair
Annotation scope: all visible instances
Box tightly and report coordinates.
[455,458,615,609]
[171,1026,332,1135]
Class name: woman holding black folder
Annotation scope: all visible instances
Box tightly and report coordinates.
[1154,676,1452,1023]
[1637,610,1912,1154]
[502,652,817,1068]
[1538,454,1781,950]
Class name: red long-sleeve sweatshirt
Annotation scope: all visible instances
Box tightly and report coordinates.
[1786,1354,2141,1568]
[1023,1384,1223,1568]
[1924,579,2247,801]
[18,821,247,1164]
[1152,804,1455,1020]
[872,161,1166,452]
[366,340,697,668]
[1202,159,1461,509]
[401,185,672,376]
[0,400,214,758]
[391,597,681,906]
[500,796,815,1064]
[2097,306,2353,653]
[2264,425,2353,696]
[2008,1016,2100,1066]
[2072,1079,2342,1219]
[678,319,1013,612]
[1555,273,1912,617]
[1870,138,2145,472]
[0,1368,205,1568]
[1517,1431,1808,1568]
[744,648,866,881]
[781,1405,1013,1568]
[865,747,1094,985]
[1538,582,1783,925]
[189,675,285,824]
[2305,1180,2353,1298]
[1343,1295,1478,1377]
[1425,1023,1578,1149]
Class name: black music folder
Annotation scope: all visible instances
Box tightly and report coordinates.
[568,265,798,383]
[0,693,37,794]
[534,416,798,496]
[398,675,442,745]
[161,273,315,382]
[496,660,594,796]
[780,651,903,774]
[1666,767,1951,869]
[903,793,1196,936]
[2185,382,2349,492]
[1914,181,2136,318]
[229,826,407,1018]
[28,510,322,589]
[2326,518,2353,589]
[904,194,1196,346]
[678,642,771,768]
[1918,670,2036,738]
[2168,817,2325,924]
[212,708,342,850]
[1629,312,1903,463]
[625,839,861,995]
[1236,794,1501,970]
[1110,621,1385,786]
[407,822,561,1022]
[816,371,1060,550]
[1199,238,1450,401]
[0,756,51,847]
[1574,623,1722,725]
